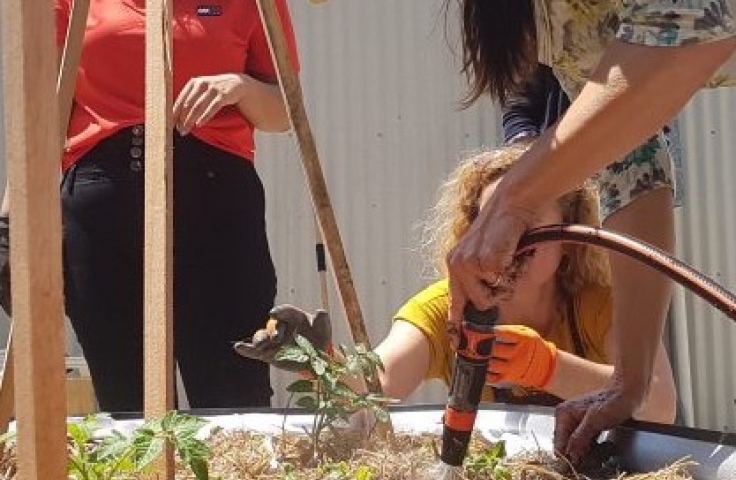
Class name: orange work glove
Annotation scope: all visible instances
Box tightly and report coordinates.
[486,325,558,389]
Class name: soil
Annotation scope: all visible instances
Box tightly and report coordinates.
[0,429,696,480]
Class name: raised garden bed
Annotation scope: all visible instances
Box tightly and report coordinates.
[2,405,733,480]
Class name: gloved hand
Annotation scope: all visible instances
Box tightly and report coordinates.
[0,216,11,316]
[233,304,332,372]
[486,325,558,389]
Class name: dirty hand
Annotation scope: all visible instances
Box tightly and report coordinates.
[446,190,536,344]
[486,325,557,388]
[233,305,332,372]
[0,216,10,316]
[554,383,641,465]
[173,73,249,135]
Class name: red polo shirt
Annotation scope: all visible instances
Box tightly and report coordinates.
[55,0,299,170]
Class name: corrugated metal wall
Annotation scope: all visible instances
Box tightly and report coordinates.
[256,0,501,406]
[1,0,735,425]
[670,88,736,431]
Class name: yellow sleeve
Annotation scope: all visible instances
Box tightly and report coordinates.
[575,285,613,364]
[393,280,453,386]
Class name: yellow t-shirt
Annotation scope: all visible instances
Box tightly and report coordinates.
[393,280,612,402]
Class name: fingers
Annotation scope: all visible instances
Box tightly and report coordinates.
[447,278,467,348]
[173,78,227,135]
[554,399,588,459]
[553,390,634,465]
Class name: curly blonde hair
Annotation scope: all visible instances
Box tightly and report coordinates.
[422,144,610,302]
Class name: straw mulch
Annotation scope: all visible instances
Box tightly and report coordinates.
[178,429,696,480]
[0,429,695,480]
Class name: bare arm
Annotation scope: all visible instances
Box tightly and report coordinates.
[173,73,291,135]
[546,340,676,424]
[500,38,736,213]
[373,320,432,400]
[449,38,736,321]
[339,320,432,402]
[236,75,290,132]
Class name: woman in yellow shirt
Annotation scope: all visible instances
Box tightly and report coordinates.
[237,144,676,423]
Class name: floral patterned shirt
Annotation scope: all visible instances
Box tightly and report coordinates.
[533,0,735,217]
[535,0,736,97]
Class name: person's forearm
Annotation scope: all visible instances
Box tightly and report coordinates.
[546,349,675,424]
[605,188,675,401]
[236,75,291,132]
[498,37,736,211]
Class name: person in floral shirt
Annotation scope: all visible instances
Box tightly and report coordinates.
[445,0,735,465]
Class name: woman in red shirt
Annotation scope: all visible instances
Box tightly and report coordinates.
[54,0,299,412]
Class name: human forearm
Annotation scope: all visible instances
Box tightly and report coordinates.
[236,75,291,132]
[498,38,736,211]
[546,348,675,424]
[605,188,675,402]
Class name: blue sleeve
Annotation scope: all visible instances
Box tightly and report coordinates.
[502,64,570,144]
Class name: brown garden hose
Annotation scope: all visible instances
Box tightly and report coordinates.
[517,224,736,320]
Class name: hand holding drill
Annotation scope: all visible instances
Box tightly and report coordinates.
[486,325,558,389]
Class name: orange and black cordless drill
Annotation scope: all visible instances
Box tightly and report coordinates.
[440,303,498,467]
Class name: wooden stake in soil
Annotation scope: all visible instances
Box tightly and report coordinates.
[144,0,175,478]
[0,0,90,436]
[1,0,68,478]
[253,0,385,400]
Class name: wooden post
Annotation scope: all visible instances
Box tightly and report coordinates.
[1,0,68,478]
[144,0,175,477]
[253,0,382,395]
[0,0,90,436]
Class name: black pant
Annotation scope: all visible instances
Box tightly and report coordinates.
[61,127,277,412]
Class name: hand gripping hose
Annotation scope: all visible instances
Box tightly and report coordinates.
[439,223,736,471]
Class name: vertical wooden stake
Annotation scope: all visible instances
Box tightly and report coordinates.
[0,0,90,436]
[1,0,67,478]
[254,0,379,378]
[145,0,175,478]
[254,1,393,435]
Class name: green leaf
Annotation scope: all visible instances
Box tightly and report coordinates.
[0,431,16,447]
[189,457,210,480]
[355,465,374,480]
[275,347,310,364]
[332,381,358,399]
[67,422,92,448]
[295,335,318,358]
[133,435,166,469]
[312,358,328,376]
[286,379,315,393]
[371,407,390,423]
[344,356,361,375]
[493,464,511,480]
[366,352,384,370]
[296,396,318,411]
[488,441,506,460]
